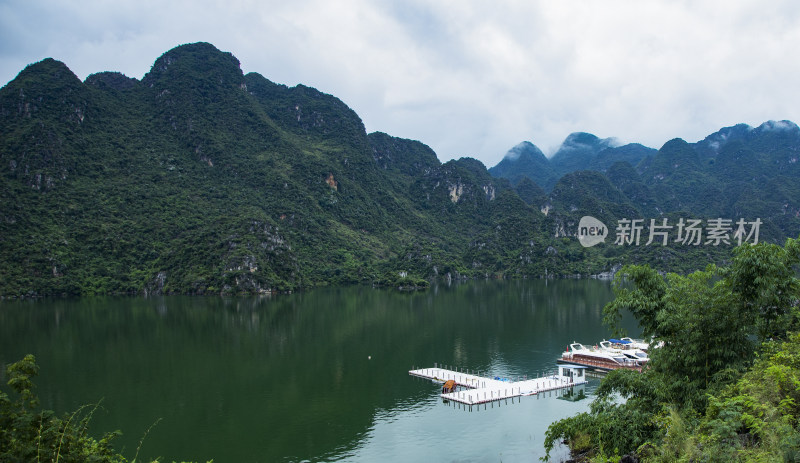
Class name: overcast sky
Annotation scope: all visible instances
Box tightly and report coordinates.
[2,0,799,167]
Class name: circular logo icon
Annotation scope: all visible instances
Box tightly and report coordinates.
[578,216,608,247]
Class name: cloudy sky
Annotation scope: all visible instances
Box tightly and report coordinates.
[2,0,799,167]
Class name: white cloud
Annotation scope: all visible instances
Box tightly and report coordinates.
[756,120,798,132]
[2,0,800,168]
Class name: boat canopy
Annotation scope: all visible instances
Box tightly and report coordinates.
[609,338,631,344]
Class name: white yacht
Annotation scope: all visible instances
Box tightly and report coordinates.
[560,342,641,371]
[601,339,649,365]
[619,337,652,351]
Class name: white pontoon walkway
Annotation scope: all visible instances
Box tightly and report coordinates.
[409,364,588,405]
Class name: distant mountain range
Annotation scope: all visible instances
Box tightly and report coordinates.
[1,42,799,297]
[491,120,800,235]
[489,133,658,191]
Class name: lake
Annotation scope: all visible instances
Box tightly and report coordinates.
[0,279,639,462]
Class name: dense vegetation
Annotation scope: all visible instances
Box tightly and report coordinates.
[1,41,799,297]
[0,354,123,462]
[544,237,800,462]
[0,354,208,462]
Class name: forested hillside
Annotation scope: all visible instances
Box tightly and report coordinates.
[545,237,800,462]
[493,121,800,243]
[1,42,798,297]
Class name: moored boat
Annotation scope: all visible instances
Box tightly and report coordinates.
[558,342,642,372]
[601,339,649,365]
[619,337,652,351]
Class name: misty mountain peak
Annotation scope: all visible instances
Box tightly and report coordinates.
[503,141,546,161]
[557,132,619,155]
[489,140,557,189]
[756,120,799,133]
[695,123,753,155]
[695,120,800,156]
[550,132,619,176]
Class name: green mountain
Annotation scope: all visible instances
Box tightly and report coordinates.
[488,141,557,189]
[0,42,561,296]
[548,170,640,223]
[513,176,548,208]
[491,120,800,244]
[491,132,654,191]
[588,143,656,172]
[2,42,799,297]
[550,132,620,176]
[604,161,660,217]
[638,138,724,215]
[636,123,800,240]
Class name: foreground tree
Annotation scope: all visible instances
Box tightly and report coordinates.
[544,237,800,461]
[0,354,124,462]
[0,355,211,463]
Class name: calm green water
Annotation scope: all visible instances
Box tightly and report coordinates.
[0,279,638,462]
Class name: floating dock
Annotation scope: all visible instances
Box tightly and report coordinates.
[409,364,588,405]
